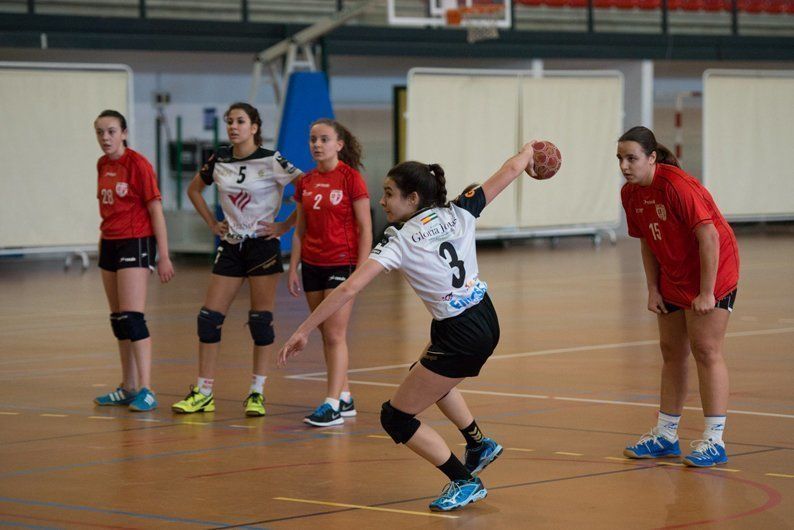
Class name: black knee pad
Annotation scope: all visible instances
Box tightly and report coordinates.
[380,401,420,444]
[248,310,274,346]
[110,312,129,340]
[118,311,149,342]
[197,307,225,344]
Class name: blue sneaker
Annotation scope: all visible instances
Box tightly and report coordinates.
[624,428,681,459]
[303,403,343,427]
[429,477,487,512]
[94,386,137,406]
[129,387,158,412]
[464,438,504,475]
[683,439,728,467]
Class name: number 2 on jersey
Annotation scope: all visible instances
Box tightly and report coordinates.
[439,242,466,288]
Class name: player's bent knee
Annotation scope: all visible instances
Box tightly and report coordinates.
[248,310,274,346]
[197,307,225,343]
[380,401,420,444]
[119,311,149,342]
[110,312,129,340]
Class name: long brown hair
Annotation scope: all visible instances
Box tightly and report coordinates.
[225,102,263,146]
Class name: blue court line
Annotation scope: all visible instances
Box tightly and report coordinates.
[0,521,58,530]
[0,497,266,529]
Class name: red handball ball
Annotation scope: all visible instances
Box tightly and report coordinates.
[529,140,562,180]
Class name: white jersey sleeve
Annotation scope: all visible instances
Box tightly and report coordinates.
[370,226,403,271]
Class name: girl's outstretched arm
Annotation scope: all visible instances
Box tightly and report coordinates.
[480,142,536,206]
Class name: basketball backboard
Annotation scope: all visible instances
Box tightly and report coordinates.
[387,0,512,29]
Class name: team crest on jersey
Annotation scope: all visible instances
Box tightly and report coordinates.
[330,189,343,205]
[656,204,667,221]
[115,182,128,197]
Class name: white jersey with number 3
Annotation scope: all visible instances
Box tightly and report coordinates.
[370,187,488,320]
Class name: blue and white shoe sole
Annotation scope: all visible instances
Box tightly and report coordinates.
[683,457,728,468]
[623,449,681,459]
[471,445,504,476]
[429,489,488,512]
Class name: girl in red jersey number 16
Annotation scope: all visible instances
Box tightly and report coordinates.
[93,109,174,412]
[618,126,739,468]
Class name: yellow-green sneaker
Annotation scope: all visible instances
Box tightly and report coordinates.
[244,392,265,417]
[172,386,215,413]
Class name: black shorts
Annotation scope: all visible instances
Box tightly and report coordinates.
[420,293,500,379]
[99,237,156,272]
[664,288,738,313]
[212,238,283,277]
[301,262,355,292]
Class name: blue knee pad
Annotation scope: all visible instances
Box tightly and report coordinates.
[197,307,225,343]
[248,310,274,346]
[380,401,420,444]
[118,311,149,342]
[110,312,129,340]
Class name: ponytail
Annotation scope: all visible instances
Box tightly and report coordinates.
[618,126,680,168]
[387,161,447,209]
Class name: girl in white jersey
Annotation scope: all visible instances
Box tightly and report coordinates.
[172,102,300,417]
[280,143,538,512]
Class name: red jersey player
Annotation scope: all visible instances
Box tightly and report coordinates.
[618,126,739,468]
[287,119,372,426]
[93,109,174,412]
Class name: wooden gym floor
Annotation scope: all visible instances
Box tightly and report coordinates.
[0,230,792,529]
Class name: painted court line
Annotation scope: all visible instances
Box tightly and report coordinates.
[506,447,535,452]
[0,412,20,416]
[87,416,115,421]
[766,473,794,479]
[288,327,794,380]
[554,452,583,457]
[39,414,67,418]
[273,497,458,519]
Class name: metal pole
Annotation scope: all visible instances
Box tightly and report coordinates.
[139,0,146,18]
[213,116,219,214]
[28,0,34,14]
[587,0,594,33]
[731,0,738,36]
[661,0,668,35]
[242,0,249,22]
[176,116,183,210]
[155,116,161,189]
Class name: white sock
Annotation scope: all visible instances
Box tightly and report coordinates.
[197,377,214,396]
[324,397,340,411]
[250,374,266,395]
[656,411,681,441]
[704,415,726,445]
[339,391,352,403]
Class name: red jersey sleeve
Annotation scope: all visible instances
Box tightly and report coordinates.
[348,169,369,201]
[293,174,305,202]
[667,178,712,232]
[621,185,642,238]
[132,155,161,203]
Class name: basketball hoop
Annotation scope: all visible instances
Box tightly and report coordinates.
[445,4,504,44]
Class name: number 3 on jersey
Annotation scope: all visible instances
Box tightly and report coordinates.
[439,242,465,288]
[649,222,662,241]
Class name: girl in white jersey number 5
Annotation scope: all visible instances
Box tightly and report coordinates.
[279,143,538,512]
[173,102,300,417]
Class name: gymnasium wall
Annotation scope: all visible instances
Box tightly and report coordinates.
[0,64,130,249]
